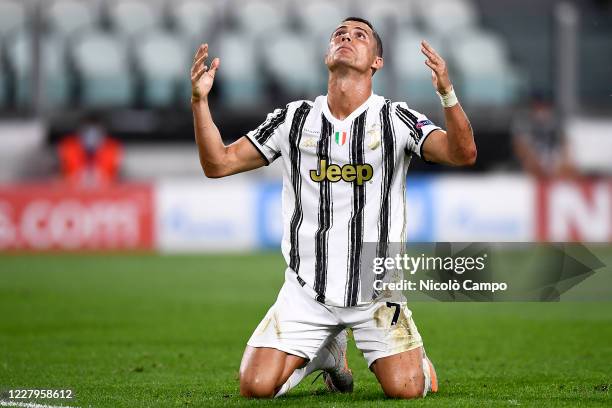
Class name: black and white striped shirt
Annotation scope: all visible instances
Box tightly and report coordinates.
[246,94,441,307]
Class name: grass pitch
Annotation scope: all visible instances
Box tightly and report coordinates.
[0,252,611,407]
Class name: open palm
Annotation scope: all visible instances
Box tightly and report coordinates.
[420,40,452,95]
[191,43,220,103]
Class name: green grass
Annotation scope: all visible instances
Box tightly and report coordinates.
[0,252,611,407]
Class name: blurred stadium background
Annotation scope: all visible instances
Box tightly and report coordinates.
[0,1,611,406]
[0,0,610,251]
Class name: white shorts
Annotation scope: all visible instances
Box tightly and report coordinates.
[247,269,423,367]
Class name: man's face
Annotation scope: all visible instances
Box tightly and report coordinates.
[325,20,383,75]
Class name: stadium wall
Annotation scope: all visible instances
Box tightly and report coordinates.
[0,176,610,252]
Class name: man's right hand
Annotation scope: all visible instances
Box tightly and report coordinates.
[191,43,220,103]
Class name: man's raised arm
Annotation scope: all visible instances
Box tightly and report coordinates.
[419,41,477,167]
[191,44,267,178]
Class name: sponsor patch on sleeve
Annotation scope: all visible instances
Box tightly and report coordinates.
[416,119,433,129]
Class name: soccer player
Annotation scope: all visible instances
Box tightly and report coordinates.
[190,17,476,399]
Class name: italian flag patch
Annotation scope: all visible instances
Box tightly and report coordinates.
[334,131,347,146]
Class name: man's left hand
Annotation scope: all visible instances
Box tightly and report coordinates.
[421,40,453,95]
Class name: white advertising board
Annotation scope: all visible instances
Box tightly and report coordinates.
[155,179,257,252]
[432,175,535,241]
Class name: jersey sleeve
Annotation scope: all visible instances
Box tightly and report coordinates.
[245,105,291,165]
[393,102,442,159]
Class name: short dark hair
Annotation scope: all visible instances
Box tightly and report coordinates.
[342,17,383,58]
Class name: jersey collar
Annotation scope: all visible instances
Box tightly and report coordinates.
[322,93,375,127]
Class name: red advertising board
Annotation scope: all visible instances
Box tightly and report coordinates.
[537,179,612,242]
[0,184,154,251]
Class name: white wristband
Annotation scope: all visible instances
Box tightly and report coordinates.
[437,87,459,108]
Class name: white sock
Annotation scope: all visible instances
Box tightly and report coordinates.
[422,357,431,397]
[274,348,336,398]
[274,366,309,398]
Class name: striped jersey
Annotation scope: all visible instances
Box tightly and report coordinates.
[246,94,441,307]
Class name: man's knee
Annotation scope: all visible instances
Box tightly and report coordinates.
[239,371,277,398]
[380,368,425,399]
[238,346,305,398]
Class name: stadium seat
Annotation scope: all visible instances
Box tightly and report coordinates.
[357,0,415,39]
[170,0,217,38]
[296,0,347,41]
[46,0,98,37]
[392,28,446,105]
[261,30,325,98]
[136,30,190,107]
[0,0,27,36]
[108,0,161,37]
[71,30,134,107]
[6,31,71,108]
[233,0,287,38]
[450,29,519,105]
[417,0,478,37]
[215,31,263,107]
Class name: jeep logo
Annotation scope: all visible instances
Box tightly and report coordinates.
[310,160,373,185]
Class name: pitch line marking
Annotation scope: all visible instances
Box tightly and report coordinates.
[0,401,80,408]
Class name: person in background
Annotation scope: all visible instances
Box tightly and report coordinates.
[512,92,576,178]
[58,114,123,186]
